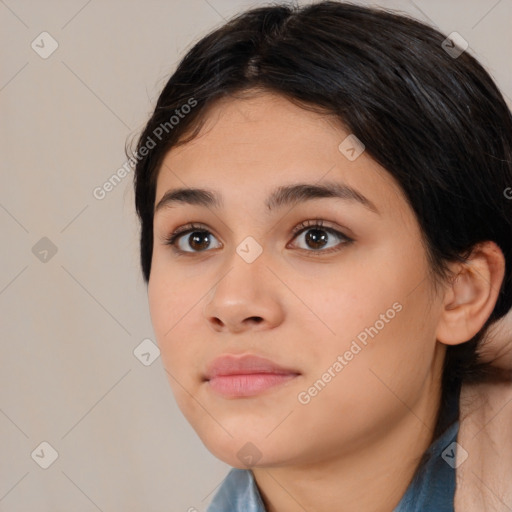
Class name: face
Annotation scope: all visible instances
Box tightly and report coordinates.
[148,91,447,469]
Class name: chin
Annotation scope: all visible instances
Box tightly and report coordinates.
[194,426,285,468]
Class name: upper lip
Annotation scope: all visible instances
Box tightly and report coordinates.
[203,354,300,380]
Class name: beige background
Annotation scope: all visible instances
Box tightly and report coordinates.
[0,0,511,510]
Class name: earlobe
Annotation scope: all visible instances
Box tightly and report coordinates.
[436,241,506,346]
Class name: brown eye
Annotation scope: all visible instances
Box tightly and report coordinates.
[289,220,353,255]
[183,231,212,251]
[303,228,330,250]
[164,220,352,256]
[164,223,222,253]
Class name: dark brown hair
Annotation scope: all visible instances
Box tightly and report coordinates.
[130,1,512,440]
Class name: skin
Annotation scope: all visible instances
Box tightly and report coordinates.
[147,90,505,512]
[456,308,512,512]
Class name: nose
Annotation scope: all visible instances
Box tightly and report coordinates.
[202,252,285,334]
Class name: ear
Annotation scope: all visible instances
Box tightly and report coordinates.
[436,241,506,346]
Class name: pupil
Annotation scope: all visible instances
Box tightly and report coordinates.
[190,231,210,251]
[306,229,328,249]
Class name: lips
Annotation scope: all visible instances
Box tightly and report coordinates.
[203,354,300,398]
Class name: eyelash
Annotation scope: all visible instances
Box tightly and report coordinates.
[163,219,353,257]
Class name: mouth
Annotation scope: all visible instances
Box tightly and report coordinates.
[203,354,301,398]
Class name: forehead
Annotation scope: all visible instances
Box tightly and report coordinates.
[154,92,407,217]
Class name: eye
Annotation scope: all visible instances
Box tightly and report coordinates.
[163,219,353,256]
[288,219,353,255]
[164,223,222,253]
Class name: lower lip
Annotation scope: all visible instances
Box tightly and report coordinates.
[206,373,298,397]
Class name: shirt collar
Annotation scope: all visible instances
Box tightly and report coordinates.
[207,421,459,512]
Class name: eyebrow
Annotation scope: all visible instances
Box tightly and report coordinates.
[154,180,380,215]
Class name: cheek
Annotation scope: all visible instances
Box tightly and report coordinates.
[149,252,201,329]
[301,253,435,379]
[147,270,201,371]
[291,303,435,452]
[148,277,204,420]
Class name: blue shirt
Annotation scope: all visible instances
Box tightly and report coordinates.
[207,421,459,512]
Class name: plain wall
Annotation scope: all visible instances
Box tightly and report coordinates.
[1,0,511,510]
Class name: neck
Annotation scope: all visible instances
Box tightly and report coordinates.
[251,366,443,512]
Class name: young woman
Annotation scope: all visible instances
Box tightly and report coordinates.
[130,2,512,510]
